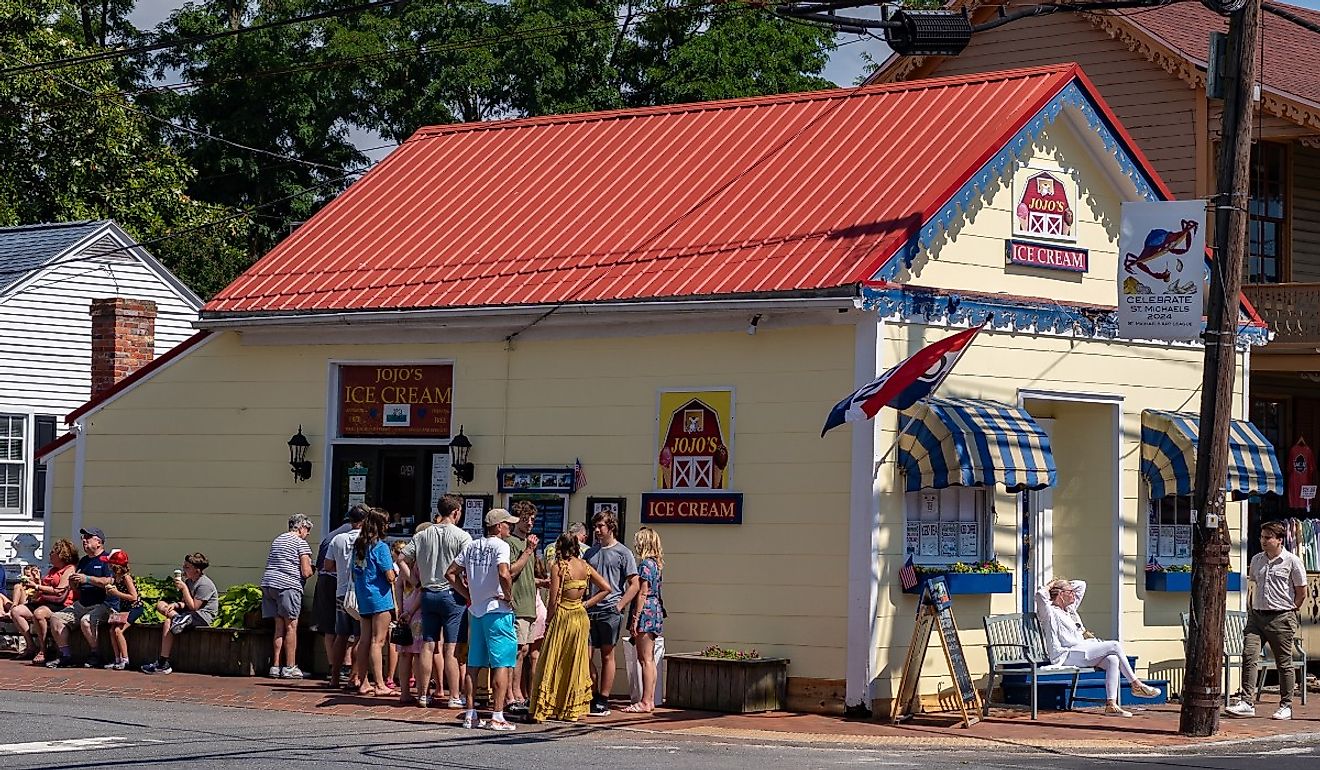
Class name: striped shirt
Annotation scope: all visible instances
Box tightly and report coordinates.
[261,532,312,591]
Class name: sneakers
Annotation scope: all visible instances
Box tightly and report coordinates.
[1272,706,1293,720]
[268,666,283,678]
[1130,682,1160,699]
[45,657,74,669]
[1102,703,1133,717]
[141,661,173,675]
[1225,700,1256,717]
[460,710,480,729]
[506,700,529,714]
[282,666,305,680]
[588,698,611,717]
[447,697,467,709]
[83,653,103,669]
[485,719,516,731]
[102,659,127,670]
[417,696,430,709]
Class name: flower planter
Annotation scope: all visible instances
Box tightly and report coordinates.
[1145,571,1242,592]
[71,623,275,675]
[903,572,1013,595]
[664,653,789,713]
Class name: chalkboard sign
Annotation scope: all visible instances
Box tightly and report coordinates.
[891,576,981,727]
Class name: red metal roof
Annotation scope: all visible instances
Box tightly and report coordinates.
[1114,1,1320,108]
[205,64,1123,315]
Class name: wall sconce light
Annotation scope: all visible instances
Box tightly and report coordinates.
[747,313,763,335]
[287,426,312,482]
[450,426,474,485]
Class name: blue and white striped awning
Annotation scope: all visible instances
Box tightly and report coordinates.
[1140,411,1283,500]
[896,398,1057,493]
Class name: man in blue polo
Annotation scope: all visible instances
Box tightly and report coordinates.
[47,527,116,668]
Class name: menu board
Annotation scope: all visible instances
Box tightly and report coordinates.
[920,523,939,557]
[905,522,920,555]
[939,523,959,557]
[959,522,979,557]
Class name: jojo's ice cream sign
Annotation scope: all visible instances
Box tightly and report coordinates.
[656,390,732,490]
[1013,168,1076,243]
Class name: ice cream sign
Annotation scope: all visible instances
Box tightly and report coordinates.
[1013,168,1077,243]
[656,389,733,490]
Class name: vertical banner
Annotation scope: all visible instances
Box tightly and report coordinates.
[1117,200,1206,340]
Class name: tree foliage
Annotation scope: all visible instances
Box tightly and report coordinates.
[0,0,248,298]
[7,0,838,297]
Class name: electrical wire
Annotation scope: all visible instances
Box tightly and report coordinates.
[0,0,413,78]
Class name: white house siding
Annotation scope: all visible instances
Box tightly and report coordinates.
[1293,143,1320,283]
[900,13,1200,200]
[0,231,199,560]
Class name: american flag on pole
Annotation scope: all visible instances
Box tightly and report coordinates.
[899,554,919,591]
[574,458,588,490]
[1145,556,1162,573]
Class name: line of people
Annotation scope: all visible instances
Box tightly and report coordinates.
[311,496,665,731]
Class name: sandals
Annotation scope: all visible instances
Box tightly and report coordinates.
[621,703,653,713]
[1131,682,1160,699]
[30,653,46,666]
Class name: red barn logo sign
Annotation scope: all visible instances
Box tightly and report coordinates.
[1013,169,1076,243]
[656,391,732,490]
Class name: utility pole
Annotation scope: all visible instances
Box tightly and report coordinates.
[1180,0,1260,738]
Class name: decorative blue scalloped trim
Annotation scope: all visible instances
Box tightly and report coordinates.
[859,285,1270,347]
[872,82,1160,282]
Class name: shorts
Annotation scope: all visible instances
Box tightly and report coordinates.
[421,588,467,644]
[334,596,361,638]
[515,617,535,646]
[261,586,302,619]
[53,602,110,629]
[588,609,624,649]
[169,612,210,635]
[313,574,337,633]
[466,611,516,669]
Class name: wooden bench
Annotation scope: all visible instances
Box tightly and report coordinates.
[1180,610,1308,705]
[982,612,1100,720]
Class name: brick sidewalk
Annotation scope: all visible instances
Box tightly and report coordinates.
[2,654,1315,750]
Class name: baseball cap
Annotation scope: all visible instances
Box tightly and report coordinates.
[107,550,129,567]
[79,527,106,543]
[484,508,518,528]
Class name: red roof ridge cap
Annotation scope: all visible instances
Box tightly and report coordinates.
[410,63,1082,140]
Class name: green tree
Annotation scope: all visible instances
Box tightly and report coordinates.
[0,0,250,298]
[148,0,365,263]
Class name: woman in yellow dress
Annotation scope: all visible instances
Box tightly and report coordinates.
[530,532,611,722]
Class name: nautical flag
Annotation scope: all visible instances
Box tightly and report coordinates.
[899,554,919,591]
[574,458,588,490]
[821,323,984,437]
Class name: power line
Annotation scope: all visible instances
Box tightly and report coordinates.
[1,52,347,173]
[0,0,413,78]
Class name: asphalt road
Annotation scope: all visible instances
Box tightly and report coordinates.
[1,691,1319,769]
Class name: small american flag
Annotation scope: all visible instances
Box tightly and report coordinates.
[1145,556,1162,573]
[574,458,588,490]
[899,554,919,591]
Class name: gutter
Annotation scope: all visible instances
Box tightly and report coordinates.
[197,294,859,330]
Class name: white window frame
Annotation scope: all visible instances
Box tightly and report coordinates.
[903,487,995,566]
[0,413,27,516]
[1145,487,1194,566]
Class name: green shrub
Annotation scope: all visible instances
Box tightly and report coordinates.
[699,644,762,660]
[216,583,263,629]
[134,575,182,625]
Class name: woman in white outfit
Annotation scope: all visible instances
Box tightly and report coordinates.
[1036,578,1161,717]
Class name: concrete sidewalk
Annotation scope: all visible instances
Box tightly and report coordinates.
[2,655,1314,750]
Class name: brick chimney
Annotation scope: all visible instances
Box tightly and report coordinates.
[90,298,157,399]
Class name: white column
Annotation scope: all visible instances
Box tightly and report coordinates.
[845,314,883,712]
[71,419,87,540]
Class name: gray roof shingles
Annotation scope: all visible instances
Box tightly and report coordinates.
[0,220,107,295]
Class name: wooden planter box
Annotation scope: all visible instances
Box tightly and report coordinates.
[1145,571,1242,592]
[71,623,275,676]
[665,653,788,713]
[902,572,1013,595]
